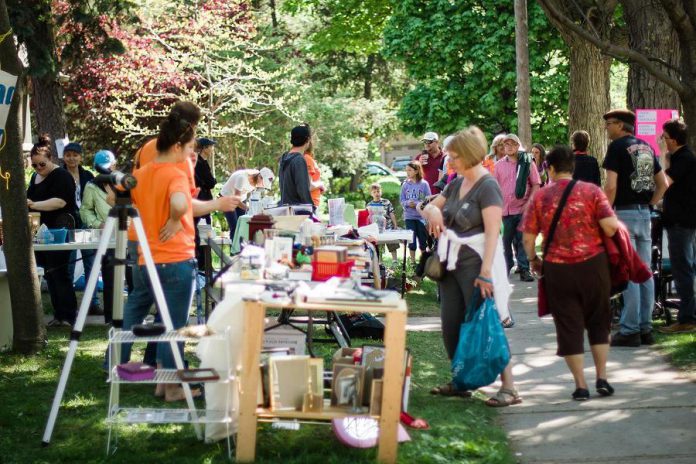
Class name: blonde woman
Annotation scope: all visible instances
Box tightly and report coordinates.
[421,126,520,406]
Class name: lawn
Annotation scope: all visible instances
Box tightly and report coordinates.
[0,328,513,464]
[654,329,696,373]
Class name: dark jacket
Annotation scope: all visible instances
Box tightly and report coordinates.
[278,151,313,207]
[663,145,696,228]
[194,155,216,202]
[572,152,601,186]
[602,224,652,294]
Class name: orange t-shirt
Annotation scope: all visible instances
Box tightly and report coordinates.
[304,152,321,207]
[128,138,197,242]
[131,161,194,264]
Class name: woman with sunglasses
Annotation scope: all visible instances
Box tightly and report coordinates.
[27,135,79,327]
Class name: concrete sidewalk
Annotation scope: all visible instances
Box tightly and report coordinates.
[409,280,696,464]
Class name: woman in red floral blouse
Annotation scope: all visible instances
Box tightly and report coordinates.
[520,145,619,401]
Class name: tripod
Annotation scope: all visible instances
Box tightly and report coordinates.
[42,191,201,445]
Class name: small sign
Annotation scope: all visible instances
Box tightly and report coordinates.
[636,108,678,157]
[0,69,18,146]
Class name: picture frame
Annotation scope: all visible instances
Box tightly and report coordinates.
[309,358,324,398]
[331,364,365,407]
[176,368,219,382]
[268,355,310,411]
[369,379,383,416]
[361,345,385,405]
[272,236,293,262]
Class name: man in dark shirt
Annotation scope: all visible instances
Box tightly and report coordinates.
[602,109,667,347]
[658,119,696,334]
[279,124,313,208]
[571,130,600,186]
[414,131,445,194]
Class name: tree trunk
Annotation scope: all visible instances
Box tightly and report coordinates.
[363,54,375,100]
[21,0,66,152]
[568,41,613,166]
[269,0,278,29]
[514,0,532,149]
[0,0,45,354]
[623,0,681,110]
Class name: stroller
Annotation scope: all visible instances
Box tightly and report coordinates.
[651,210,679,324]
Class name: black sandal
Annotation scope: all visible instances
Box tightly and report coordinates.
[430,382,472,397]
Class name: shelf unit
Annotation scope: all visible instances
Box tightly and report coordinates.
[105,327,235,458]
[236,297,407,463]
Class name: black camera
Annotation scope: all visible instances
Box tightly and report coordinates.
[94,165,137,190]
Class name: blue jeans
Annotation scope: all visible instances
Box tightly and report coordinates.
[617,209,654,334]
[666,225,696,324]
[121,259,196,369]
[405,219,428,251]
[502,214,529,273]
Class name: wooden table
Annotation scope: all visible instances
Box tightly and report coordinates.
[236,298,408,463]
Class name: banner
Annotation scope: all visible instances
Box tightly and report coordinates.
[635,108,679,156]
[0,69,18,146]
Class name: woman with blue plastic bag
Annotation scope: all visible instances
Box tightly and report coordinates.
[421,126,520,407]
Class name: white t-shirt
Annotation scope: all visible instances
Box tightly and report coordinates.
[221,169,255,199]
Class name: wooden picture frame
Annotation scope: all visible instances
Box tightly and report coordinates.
[268,355,310,411]
[369,379,383,416]
[331,364,365,407]
[309,358,324,398]
[361,345,385,405]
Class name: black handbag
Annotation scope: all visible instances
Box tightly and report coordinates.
[424,240,450,282]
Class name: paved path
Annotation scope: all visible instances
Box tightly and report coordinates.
[408,280,696,464]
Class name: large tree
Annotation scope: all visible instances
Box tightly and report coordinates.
[537,0,619,165]
[539,0,696,148]
[0,0,44,354]
[622,0,681,109]
[383,0,569,145]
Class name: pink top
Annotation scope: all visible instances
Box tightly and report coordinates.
[493,155,541,215]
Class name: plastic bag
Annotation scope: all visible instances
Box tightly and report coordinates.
[452,296,511,391]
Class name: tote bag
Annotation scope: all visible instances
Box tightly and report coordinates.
[452,296,511,391]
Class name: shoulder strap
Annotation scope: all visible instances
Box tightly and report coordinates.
[543,180,577,258]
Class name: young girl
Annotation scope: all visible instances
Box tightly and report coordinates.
[368,183,400,260]
[400,161,431,261]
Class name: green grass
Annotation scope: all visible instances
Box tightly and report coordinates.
[0,328,513,464]
[654,329,696,372]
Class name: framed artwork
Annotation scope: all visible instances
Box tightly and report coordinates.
[272,236,293,262]
[268,355,310,411]
[331,364,365,407]
[369,379,383,416]
[309,358,324,398]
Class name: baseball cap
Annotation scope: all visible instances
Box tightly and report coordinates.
[197,137,216,147]
[93,150,116,170]
[259,167,274,189]
[64,142,82,154]
[422,131,439,142]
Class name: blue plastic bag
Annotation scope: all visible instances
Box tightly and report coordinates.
[452,296,511,391]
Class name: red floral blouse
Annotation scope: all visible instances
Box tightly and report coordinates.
[520,179,615,264]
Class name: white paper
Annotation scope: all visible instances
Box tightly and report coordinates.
[0,70,18,146]
[637,124,656,136]
[637,110,657,123]
[55,136,70,159]
[328,198,345,226]
[357,223,379,238]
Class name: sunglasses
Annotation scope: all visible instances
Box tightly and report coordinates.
[423,140,436,145]
[32,161,47,169]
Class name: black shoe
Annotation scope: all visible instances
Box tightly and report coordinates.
[640,331,655,345]
[596,379,614,397]
[572,388,590,401]
[520,270,534,282]
[610,332,641,347]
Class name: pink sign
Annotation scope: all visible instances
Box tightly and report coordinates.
[635,108,679,156]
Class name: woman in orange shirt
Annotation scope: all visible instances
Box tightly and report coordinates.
[122,103,239,401]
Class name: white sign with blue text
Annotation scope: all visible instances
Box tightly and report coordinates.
[0,69,18,145]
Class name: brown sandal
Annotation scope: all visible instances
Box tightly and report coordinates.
[485,387,522,407]
[430,382,472,397]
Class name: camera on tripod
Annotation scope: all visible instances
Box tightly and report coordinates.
[93,164,137,191]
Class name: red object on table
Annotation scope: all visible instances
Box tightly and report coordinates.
[357,209,370,227]
[311,260,354,281]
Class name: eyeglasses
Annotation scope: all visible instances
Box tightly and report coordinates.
[503,141,518,147]
[660,133,672,141]
[423,140,436,145]
[605,120,620,127]
[31,161,47,169]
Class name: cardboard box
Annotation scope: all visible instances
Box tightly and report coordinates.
[314,246,348,263]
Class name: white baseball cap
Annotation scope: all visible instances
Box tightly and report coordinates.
[422,131,439,142]
[259,167,274,189]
